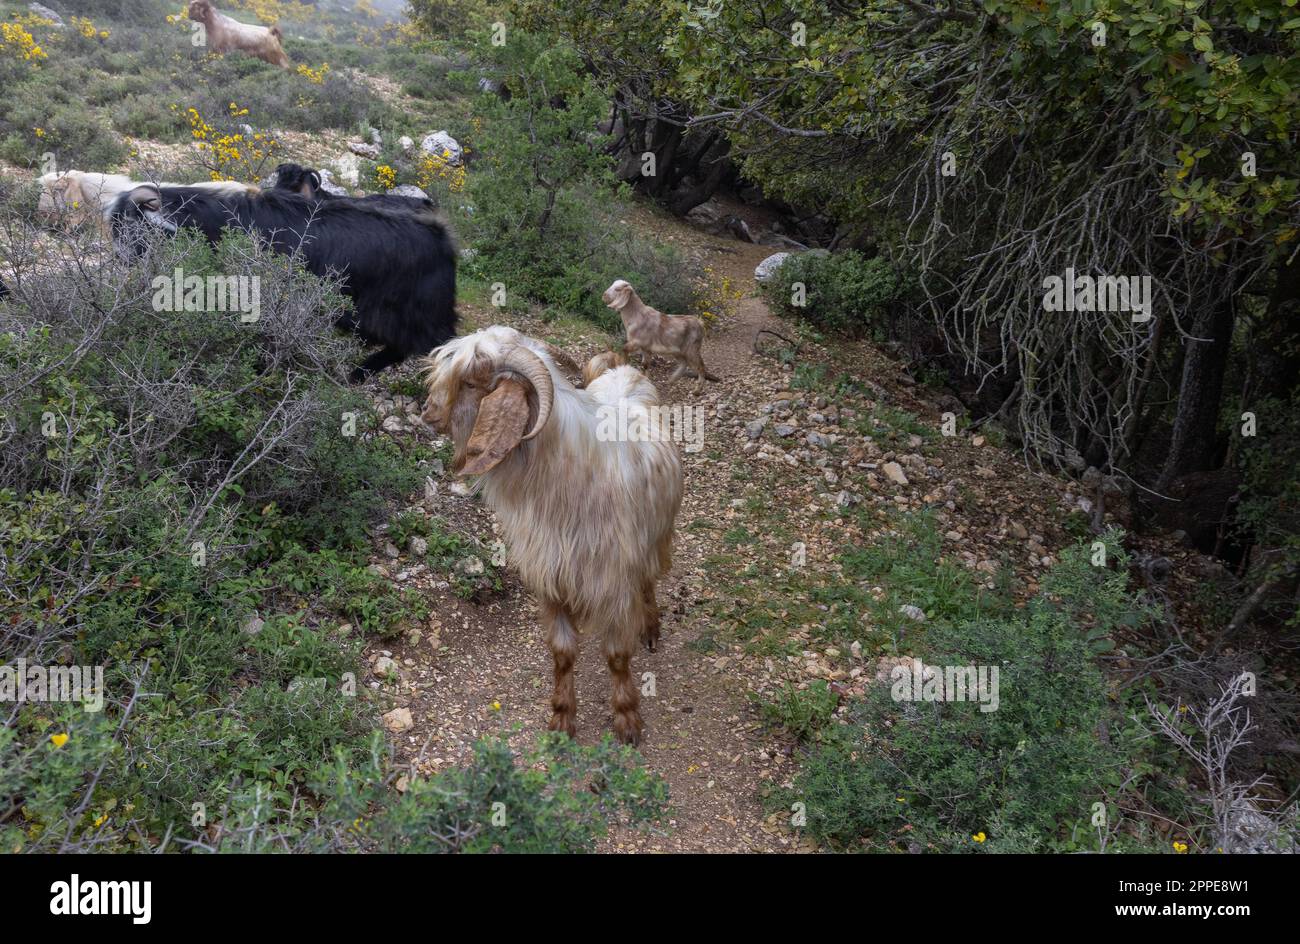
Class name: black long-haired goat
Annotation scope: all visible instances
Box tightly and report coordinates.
[272,162,435,212]
[109,184,457,381]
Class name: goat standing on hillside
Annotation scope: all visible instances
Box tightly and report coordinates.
[422,326,683,744]
[603,279,719,387]
[188,0,291,69]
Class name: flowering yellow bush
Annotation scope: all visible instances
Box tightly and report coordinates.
[70,17,109,40]
[691,265,743,326]
[352,6,407,50]
[183,102,279,183]
[0,22,47,62]
[416,153,466,194]
[374,165,396,191]
[230,0,311,25]
[395,20,423,45]
[296,62,329,84]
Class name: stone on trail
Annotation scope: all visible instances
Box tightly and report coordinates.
[882,461,909,486]
[754,252,791,283]
[383,707,414,732]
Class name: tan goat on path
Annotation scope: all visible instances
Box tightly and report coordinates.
[602,279,719,387]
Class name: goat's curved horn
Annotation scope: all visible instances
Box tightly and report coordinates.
[498,345,554,441]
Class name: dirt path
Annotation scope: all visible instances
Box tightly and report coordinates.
[359,203,1106,851]
[362,215,827,851]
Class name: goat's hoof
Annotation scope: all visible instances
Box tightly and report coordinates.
[642,630,658,653]
[612,712,643,746]
[548,712,576,738]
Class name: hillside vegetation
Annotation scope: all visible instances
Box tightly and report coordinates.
[1,0,1296,854]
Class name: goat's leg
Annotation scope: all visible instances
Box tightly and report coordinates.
[641,581,661,653]
[688,349,715,388]
[350,345,406,384]
[667,359,688,382]
[605,600,644,745]
[693,352,720,383]
[542,600,579,737]
[625,342,650,370]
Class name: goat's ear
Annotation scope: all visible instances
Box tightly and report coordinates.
[459,378,531,476]
[309,171,321,192]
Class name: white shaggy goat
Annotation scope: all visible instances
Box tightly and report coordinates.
[188,0,291,69]
[422,326,683,744]
[38,171,257,232]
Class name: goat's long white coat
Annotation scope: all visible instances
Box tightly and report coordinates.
[429,326,682,633]
[37,171,256,229]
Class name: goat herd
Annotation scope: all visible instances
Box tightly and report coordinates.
[17,160,725,745]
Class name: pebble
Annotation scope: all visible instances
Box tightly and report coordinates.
[383,707,414,732]
[882,461,909,485]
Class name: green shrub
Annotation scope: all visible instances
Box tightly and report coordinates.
[0,95,128,170]
[754,681,839,741]
[311,732,668,853]
[771,531,1157,852]
[456,29,690,327]
[192,730,667,853]
[762,249,908,338]
[109,92,189,141]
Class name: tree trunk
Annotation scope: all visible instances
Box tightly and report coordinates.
[666,135,730,215]
[643,121,681,197]
[606,95,733,216]
[1158,292,1237,488]
[1249,254,1300,403]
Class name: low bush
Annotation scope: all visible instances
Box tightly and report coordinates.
[769,530,1168,852]
[762,249,908,339]
[754,681,839,742]
[152,730,669,853]
[454,28,691,330]
[0,195,662,852]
